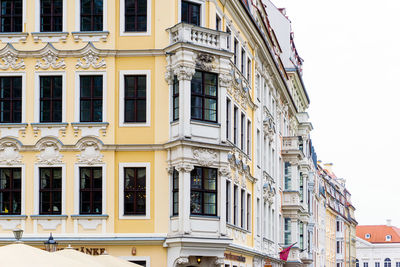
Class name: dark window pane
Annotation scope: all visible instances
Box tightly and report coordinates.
[0,0,22,32]
[80,75,103,122]
[124,167,146,215]
[125,0,147,32]
[190,167,217,216]
[80,167,102,215]
[81,0,103,31]
[190,71,218,122]
[0,77,22,123]
[40,76,62,123]
[0,168,21,215]
[124,75,147,123]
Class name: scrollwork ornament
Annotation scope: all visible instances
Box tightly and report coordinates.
[36,141,63,165]
[0,52,25,70]
[35,51,66,70]
[76,141,103,165]
[175,257,189,265]
[219,167,231,178]
[173,66,195,81]
[195,53,215,71]
[175,163,194,173]
[0,141,22,165]
[219,73,233,87]
[76,51,106,69]
[192,147,217,167]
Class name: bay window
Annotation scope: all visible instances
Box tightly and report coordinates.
[190,167,217,216]
[191,71,218,123]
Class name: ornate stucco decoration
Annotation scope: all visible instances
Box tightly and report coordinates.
[36,138,63,165]
[175,163,194,173]
[195,53,215,72]
[219,72,233,88]
[0,139,22,165]
[228,150,255,184]
[263,107,276,143]
[218,166,231,179]
[173,65,195,81]
[175,257,189,265]
[227,68,256,110]
[35,51,66,70]
[263,172,276,204]
[164,55,174,85]
[192,147,217,167]
[76,51,106,69]
[215,257,225,266]
[76,138,103,165]
[0,51,25,70]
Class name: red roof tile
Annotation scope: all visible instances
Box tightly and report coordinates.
[357,225,400,243]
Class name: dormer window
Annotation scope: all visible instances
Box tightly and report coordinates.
[365,233,371,239]
[386,235,392,241]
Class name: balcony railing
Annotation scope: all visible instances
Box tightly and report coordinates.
[168,23,229,51]
[282,136,304,160]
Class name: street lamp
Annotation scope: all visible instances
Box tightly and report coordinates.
[12,228,23,243]
[44,233,58,252]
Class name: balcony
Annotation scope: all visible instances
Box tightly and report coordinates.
[282,191,303,212]
[282,136,304,161]
[167,23,229,51]
[300,250,313,265]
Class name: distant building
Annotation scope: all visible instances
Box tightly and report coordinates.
[356,220,400,267]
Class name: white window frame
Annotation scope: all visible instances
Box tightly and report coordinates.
[75,71,107,123]
[33,164,66,215]
[119,70,151,127]
[34,0,67,32]
[0,72,26,123]
[74,163,107,215]
[120,256,150,267]
[118,162,151,220]
[34,71,67,123]
[0,164,25,215]
[120,0,151,36]
[178,0,205,27]
[75,0,108,31]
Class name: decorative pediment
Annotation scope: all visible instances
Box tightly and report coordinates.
[0,44,25,70]
[76,137,103,165]
[192,147,217,167]
[0,138,22,165]
[76,50,106,69]
[35,137,63,165]
[35,50,66,70]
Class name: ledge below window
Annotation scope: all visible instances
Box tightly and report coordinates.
[31,123,68,138]
[0,32,28,43]
[31,32,69,43]
[30,215,68,219]
[71,122,109,137]
[72,31,109,42]
[0,215,27,230]
[31,215,68,231]
[71,214,109,219]
[71,214,109,231]
[0,123,28,138]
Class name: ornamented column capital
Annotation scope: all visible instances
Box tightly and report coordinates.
[175,163,194,173]
[174,66,195,81]
[215,257,225,266]
[219,72,233,87]
[175,256,189,265]
[219,167,231,178]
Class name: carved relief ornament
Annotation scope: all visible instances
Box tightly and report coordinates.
[192,147,217,167]
[173,66,195,81]
[36,141,63,165]
[0,51,25,70]
[175,163,194,173]
[76,51,106,69]
[35,51,66,70]
[195,53,215,72]
[76,140,103,165]
[0,140,22,165]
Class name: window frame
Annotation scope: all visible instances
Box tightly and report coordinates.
[118,162,150,220]
[0,0,24,33]
[35,0,66,32]
[190,166,218,216]
[74,163,106,215]
[172,75,179,122]
[75,71,107,123]
[178,0,205,27]
[0,167,23,215]
[120,0,151,36]
[0,76,23,123]
[39,0,63,32]
[34,72,66,123]
[75,0,107,32]
[119,70,151,127]
[172,168,179,216]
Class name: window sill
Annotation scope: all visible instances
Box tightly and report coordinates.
[30,215,68,219]
[227,223,251,234]
[119,214,150,220]
[0,123,28,138]
[32,32,68,43]
[31,123,68,138]
[0,215,27,219]
[190,120,221,128]
[71,122,109,137]
[119,122,150,128]
[190,215,220,221]
[71,214,109,220]
[120,31,151,37]
[0,32,28,43]
[72,31,109,42]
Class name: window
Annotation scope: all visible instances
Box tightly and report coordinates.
[226,27,231,51]
[129,261,147,267]
[0,168,21,214]
[40,0,62,32]
[234,38,239,65]
[173,75,179,121]
[124,75,146,123]
[40,76,62,123]
[300,174,304,202]
[256,74,260,100]
[256,129,260,166]
[233,185,238,225]
[80,0,103,31]
[233,106,238,145]
[172,169,179,216]
[375,262,380,267]
[247,120,251,156]
[79,167,102,214]
[0,0,22,32]
[337,221,340,232]
[216,14,221,31]
[125,0,147,32]
[356,260,359,267]
[385,259,392,267]
[299,222,304,250]
[226,98,231,140]
[241,48,245,74]
[190,167,217,216]
[181,0,200,26]
[247,193,251,231]
[39,168,61,215]
[240,189,245,228]
[284,162,291,190]
[226,180,230,223]
[284,218,291,245]
[247,58,251,81]
[0,77,21,123]
[336,241,340,253]
[80,75,103,122]
[256,198,260,235]
[395,263,400,267]
[386,235,392,241]
[191,71,218,122]
[364,263,369,267]
[123,167,146,215]
[240,113,245,150]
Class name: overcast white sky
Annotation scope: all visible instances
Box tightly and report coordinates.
[271,0,400,226]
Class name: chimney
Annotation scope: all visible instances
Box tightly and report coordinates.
[387,219,392,226]
[324,163,333,173]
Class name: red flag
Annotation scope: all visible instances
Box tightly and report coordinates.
[279,243,296,261]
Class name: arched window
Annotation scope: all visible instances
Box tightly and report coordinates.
[356,259,359,267]
[385,258,391,267]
